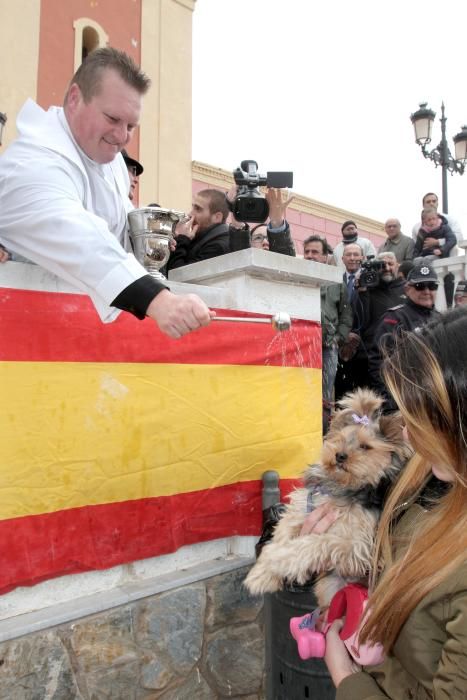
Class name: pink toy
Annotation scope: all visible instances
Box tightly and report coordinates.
[290,583,385,666]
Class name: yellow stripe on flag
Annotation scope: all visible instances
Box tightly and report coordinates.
[0,361,322,519]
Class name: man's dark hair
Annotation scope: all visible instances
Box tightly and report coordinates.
[64,47,151,105]
[398,260,414,280]
[341,220,357,233]
[198,189,229,223]
[303,235,333,255]
[422,192,438,205]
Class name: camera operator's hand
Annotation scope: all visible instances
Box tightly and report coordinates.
[0,245,9,263]
[225,185,248,229]
[174,216,198,241]
[353,268,366,292]
[226,185,238,207]
[266,188,294,228]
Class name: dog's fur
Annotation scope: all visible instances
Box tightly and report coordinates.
[244,389,412,607]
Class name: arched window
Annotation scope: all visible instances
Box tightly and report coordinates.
[73,18,109,70]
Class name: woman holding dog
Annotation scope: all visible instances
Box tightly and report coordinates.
[323,306,467,698]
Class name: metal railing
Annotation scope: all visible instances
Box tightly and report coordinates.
[432,241,467,311]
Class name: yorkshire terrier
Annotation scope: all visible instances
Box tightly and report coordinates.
[244,389,412,607]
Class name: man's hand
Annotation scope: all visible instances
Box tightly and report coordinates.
[226,185,246,228]
[422,236,438,249]
[226,185,238,206]
[324,619,361,687]
[174,216,197,241]
[146,289,214,339]
[266,188,294,228]
[339,331,360,362]
[0,245,9,263]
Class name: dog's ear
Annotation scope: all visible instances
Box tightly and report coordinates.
[379,411,404,442]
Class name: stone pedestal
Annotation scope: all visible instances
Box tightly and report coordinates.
[169,248,341,321]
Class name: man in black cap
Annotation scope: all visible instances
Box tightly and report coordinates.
[121,149,143,203]
[333,220,376,267]
[368,261,441,410]
[454,280,467,307]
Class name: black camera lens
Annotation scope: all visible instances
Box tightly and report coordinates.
[233,197,269,224]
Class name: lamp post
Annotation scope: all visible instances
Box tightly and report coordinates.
[410,102,467,214]
[0,112,7,146]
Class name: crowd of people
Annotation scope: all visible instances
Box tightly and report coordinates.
[114,143,466,430]
[0,46,465,698]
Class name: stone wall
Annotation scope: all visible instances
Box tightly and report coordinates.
[0,566,265,699]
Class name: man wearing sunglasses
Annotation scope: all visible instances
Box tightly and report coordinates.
[368,261,441,411]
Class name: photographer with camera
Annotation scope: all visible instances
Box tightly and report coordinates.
[166,162,295,273]
[345,252,406,391]
[228,185,296,256]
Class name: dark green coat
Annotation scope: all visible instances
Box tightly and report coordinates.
[337,504,467,699]
[321,283,353,348]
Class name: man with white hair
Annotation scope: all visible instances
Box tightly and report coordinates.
[346,251,406,391]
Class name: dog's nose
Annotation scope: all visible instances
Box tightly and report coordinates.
[336,452,348,463]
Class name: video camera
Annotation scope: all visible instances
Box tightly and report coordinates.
[359,256,386,289]
[232,160,293,223]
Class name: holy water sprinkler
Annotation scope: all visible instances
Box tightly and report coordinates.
[212,311,291,332]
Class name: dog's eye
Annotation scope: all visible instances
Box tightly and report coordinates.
[360,444,371,450]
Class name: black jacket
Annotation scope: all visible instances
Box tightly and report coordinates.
[368,298,441,410]
[166,223,231,272]
[166,221,296,273]
[413,214,457,258]
[352,277,407,358]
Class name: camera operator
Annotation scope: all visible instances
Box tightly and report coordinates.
[228,186,296,256]
[349,251,406,390]
[166,187,295,274]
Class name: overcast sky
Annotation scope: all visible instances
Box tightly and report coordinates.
[192,0,467,237]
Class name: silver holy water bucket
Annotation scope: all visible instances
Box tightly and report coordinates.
[128,207,186,279]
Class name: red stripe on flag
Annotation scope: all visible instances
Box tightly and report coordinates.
[0,289,321,367]
[0,478,298,593]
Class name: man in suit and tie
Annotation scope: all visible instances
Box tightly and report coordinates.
[334,243,364,401]
[336,251,406,401]
[342,243,363,302]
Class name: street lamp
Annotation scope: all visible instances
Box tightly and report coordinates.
[0,112,7,146]
[410,102,467,213]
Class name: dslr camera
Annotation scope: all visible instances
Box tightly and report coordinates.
[232,160,293,223]
[359,256,386,289]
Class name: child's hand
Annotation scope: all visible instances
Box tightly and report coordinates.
[434,248,441,256]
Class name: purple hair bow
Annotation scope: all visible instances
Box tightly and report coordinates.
[352,413,370,426]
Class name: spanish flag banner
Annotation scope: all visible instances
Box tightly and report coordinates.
[0,288,322,593]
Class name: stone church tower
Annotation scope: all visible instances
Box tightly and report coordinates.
[0,0,196,209]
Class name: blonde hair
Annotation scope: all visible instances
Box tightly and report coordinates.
[360,308,467,652]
